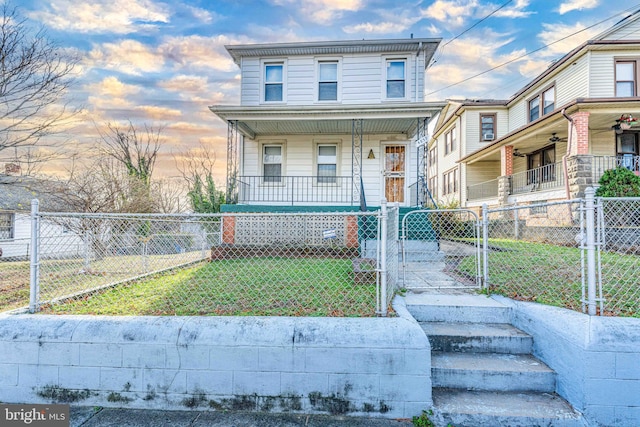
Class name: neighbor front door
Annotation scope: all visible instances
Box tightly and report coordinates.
[384,145,405,203]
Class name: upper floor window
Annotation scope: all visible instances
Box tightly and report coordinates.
[480,114,496,141]
[528,84,555,122]
[616,60,636,97]
[263,145,282,183]
[428,147,437,167]
[386,60,406,99]
[264,63,283,102]
[317,144,337,183]
[444,127,456,155]
[318,62,338,101]
[542,86,555,115]
[0,212,14,239]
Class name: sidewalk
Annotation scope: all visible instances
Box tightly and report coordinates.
[71,407,414,427]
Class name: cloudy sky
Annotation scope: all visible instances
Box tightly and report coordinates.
[12,0,640,180]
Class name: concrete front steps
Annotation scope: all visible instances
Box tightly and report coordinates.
[405,293,587,427]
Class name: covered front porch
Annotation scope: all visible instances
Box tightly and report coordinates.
[210,103,444,208]
[462,100,640,206]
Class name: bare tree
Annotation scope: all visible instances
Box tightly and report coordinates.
[0,4,77,155]
[98,121,161,186]
[176,143,225,213]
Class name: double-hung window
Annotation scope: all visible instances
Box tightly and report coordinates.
[264,63,284,102]
[0,212,14,239]
[318,62,338,101]
[263,145,282,183]
[444,127,456,155]
[386,60,406,99]
[480,114,496,141]
[542,86,555,115]
[442,168,458,195]
[529,96,540,122]
[317,145,337,183]
[616,60,636,97]
[528,84,555,122]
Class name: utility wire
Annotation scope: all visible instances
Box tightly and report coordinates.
[441,0,513,48]
[426,3,640,96]
[430,0,514,68]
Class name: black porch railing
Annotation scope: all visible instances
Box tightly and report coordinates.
[510,162,564,194]
[235,175,357,205]
[592,155,640,183]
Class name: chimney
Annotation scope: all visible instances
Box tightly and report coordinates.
[4,163,20,175]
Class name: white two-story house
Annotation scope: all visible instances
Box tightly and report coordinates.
[428,11,640,211]
[210,38,444,212]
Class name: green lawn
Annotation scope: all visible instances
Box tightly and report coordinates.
[458,239,639,318]
[42,258,378,317]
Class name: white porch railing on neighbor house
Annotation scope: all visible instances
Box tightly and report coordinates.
[467,178,499,201]
[510,161,564,195]
[592,155,640,183]
[236,175,357,205]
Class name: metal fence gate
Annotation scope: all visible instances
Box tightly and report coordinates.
[400,209,482,289]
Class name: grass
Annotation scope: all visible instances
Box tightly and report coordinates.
[458,239,639,318]
[0,251,204,313]
[41,257,378,317]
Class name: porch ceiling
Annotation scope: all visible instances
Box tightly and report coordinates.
[463,99,640,164]
[210,103,445,138]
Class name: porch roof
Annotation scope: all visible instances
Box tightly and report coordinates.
[459,98,640,164]
[209,102,445,138]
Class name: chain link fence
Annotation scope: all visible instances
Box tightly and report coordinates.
[482,200,585,312]
[597,197,640,317]
[22,208,397,317]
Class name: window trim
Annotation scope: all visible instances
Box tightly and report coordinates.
[314,140,341,185]
[615,58,639,97]
[442,167,458,196]
[261,60,287,104]
[527,144,556,184]
[316,59,341,102]
[527,83,555,123]
[479,113,497,142]
[0,212,14,240]
[444,127,456,155]
[383,57,408,100]
[260,142,286,184]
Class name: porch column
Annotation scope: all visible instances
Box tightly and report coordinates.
[567,112,594,199]
[569,112,590,155]
[497,145,514,206]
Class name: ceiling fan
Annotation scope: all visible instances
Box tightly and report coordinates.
[548,133,567,143]
[512,149,526,158]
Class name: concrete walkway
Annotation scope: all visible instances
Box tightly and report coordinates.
[70,407,414,427]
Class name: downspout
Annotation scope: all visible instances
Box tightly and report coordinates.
[562,109,574,200]
[415,42,422,102]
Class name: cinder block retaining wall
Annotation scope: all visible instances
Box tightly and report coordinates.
[494,296,640,427]
[0,300,430,419]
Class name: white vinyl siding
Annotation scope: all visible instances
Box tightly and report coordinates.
[239,51,420,105]
[240,58,261,105]
[601,18,640,41]
[554,53,589,101]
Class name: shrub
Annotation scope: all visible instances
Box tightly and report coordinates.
[595,167,640,198]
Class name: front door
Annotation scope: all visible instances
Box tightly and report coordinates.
[384,145,405,203]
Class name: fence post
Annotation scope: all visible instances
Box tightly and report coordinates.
[482,204,489,290]
[585,187,597,316]
[29,199,40,313]
[379,198,388,316]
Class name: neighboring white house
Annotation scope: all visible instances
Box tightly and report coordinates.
[210,38,445,211]
[0,171,81,260]
[428,11,640,211]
